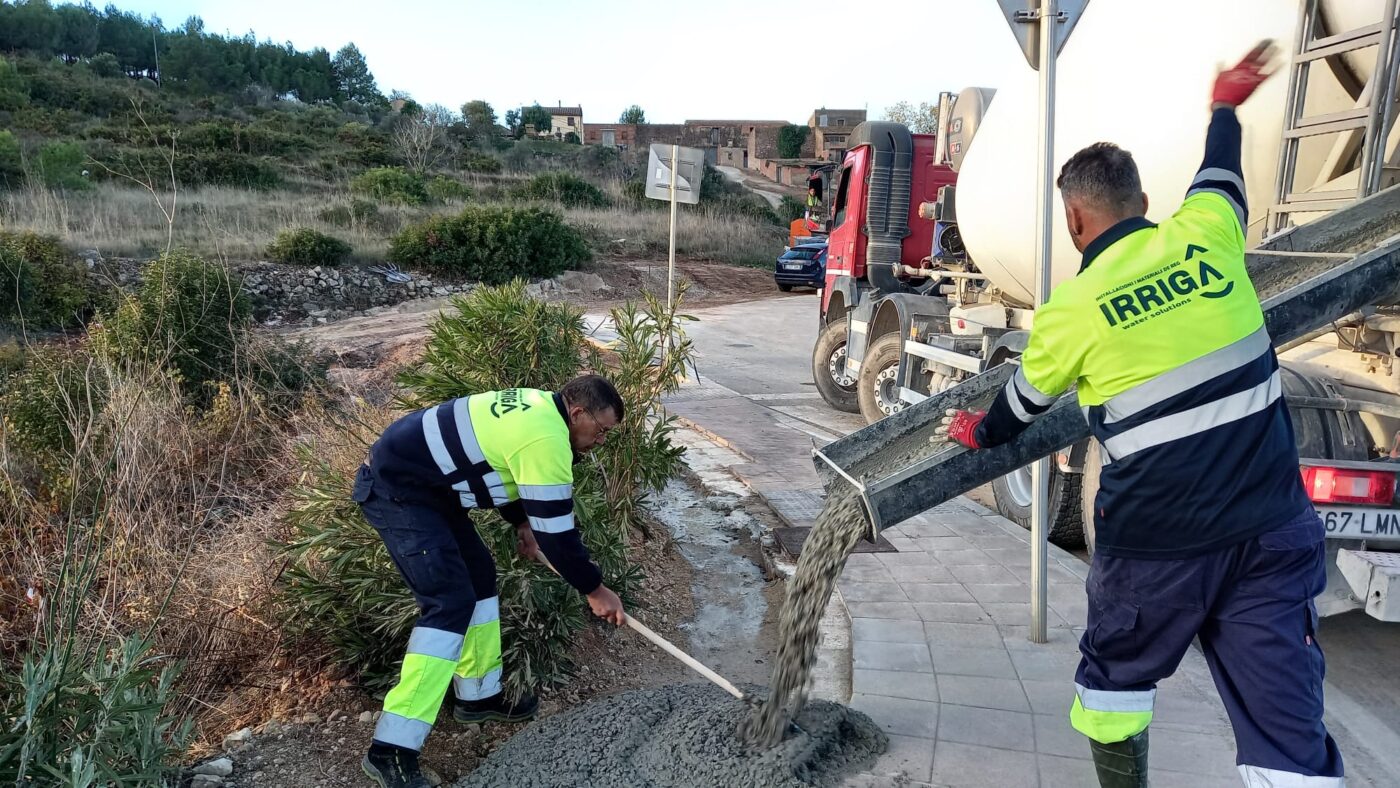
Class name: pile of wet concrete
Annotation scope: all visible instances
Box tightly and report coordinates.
[455,684,886,787]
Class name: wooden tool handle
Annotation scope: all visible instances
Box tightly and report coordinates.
[532,552,746,701]
[622,614,746,700]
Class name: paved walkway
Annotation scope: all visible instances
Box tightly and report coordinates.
[662,373,1242,787]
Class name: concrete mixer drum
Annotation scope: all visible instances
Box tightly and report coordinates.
[946,88,996,173]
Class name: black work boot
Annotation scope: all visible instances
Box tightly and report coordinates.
[452,691,539,723]
[362,744,431,788]
[1089,729,1150,788]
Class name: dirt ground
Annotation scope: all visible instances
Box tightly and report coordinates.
[285,257,786,363]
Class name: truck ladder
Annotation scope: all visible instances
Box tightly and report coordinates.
[1269,0,1400,234]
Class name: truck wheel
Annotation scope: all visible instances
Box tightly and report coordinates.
[812,317,859,413]
[857,333,907,424]
[1080,441,1102,556]
[991,459,1086,549]
[778,283,794,292]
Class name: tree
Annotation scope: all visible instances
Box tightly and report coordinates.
[461,99,497,142]
[618,104,646,124]
[883,101,940,135]
[777,125,809,159]
[504,108,520,138]
[54,2,100,62]
[332,42,379,105]
[394,103,455,173]
[521,104,551,135]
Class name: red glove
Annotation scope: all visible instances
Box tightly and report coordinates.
[944,409,986,449]
[1212,40,1278,108]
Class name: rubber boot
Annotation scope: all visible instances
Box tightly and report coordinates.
[1089,729,1150,788]
[362,745,431,788]
[453,691,539,724]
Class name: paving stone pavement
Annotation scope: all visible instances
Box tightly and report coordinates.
[660,373,1242,786]
[838,497,1240,786]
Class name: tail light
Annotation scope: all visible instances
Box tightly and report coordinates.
[1301,466,1397,506]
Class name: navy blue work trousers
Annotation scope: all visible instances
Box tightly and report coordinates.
[1078,511,1344,782]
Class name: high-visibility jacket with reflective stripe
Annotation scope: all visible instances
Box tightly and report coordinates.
[368,388,602,592]
[976,108,1313,559]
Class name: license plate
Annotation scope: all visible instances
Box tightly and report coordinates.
[1318,506,1400,540]
[783,263,804,270]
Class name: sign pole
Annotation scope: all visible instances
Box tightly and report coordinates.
[668,143,679,311]
[1029,0,1058,646]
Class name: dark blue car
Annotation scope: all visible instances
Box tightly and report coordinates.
[774,243,826,292]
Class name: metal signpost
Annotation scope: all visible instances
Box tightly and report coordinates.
[645,143,705,310]
[998,0,1088,644]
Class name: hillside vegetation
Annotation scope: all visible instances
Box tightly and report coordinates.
[0,1,792,269]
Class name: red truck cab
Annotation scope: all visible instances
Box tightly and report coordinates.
[820,124,958,318]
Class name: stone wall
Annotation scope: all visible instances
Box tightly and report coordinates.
[96,257,475,327]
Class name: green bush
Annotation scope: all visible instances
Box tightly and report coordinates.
[278,283,689,696]
[0,130,22,187]
[178,151,283,190]
[778,195,807,224]
[397,281,586,402]
[317,204,353,228]
[0,636,191,786]
[95,250,252,400]
[317,198,383,229]
[86,52,123,79]
[460,151,502,174]
[0,344,103,457]
[36,140,90,190]
[0,57,28,112]
[514,172,609,208]
[0,231,96,331]
[426,175,471,203]
[246,335,330,414]
[389,205,590,283]
[351,166,428,205]
[267,227,352,267]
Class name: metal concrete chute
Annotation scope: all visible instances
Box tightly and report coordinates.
[814,183,1400,540]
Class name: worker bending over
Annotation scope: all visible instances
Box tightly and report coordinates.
[353,375,627,788]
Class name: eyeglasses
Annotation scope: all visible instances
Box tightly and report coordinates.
[581,409,617,440]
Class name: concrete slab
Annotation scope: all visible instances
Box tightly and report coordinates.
[853,669,940,703]
[935,675,1031,713]
[850,617,927,645]
[853,641,935,674]
[937,704,1035,752]
[929,742,1039,788]
[850,694,940,738]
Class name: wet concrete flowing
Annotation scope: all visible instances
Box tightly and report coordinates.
[741,392,971,747]
[738,488,868,747]
[455,684,886,788]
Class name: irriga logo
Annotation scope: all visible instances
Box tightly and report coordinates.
[490,388,533,418]
[1097,244,1235,329]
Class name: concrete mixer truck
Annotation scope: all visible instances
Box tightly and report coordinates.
[810,0,1400,619]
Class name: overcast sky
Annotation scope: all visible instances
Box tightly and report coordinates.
[74,0,1029,123]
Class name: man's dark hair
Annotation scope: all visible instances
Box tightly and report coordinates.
[561,374,625,421]
[1057,142,1144,216]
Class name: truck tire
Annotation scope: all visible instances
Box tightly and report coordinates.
[992,459,1086,549]
[857,333,907,424]
[1080,440,1102,556]
[812,317,859,413]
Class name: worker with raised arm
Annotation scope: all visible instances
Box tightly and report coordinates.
[352,374,627,788]
[937,43,1344,788]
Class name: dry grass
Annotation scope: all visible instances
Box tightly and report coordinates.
[0,349,390,747]
[0,180,785,267]
[565,203,785,268]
